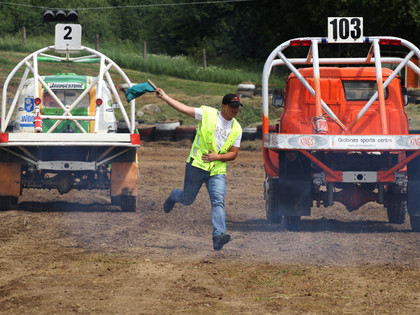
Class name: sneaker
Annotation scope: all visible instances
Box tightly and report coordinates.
[213,233,231,250]
[163,197,175,213]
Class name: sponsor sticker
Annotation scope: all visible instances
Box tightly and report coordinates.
[408,136,420,148]
[330,135,395,149]
[298,136,315,147]
[20,114,35,127]
[48,82,84,89]
[24,98,34,112]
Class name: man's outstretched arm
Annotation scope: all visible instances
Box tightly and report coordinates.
[155,88,195,118]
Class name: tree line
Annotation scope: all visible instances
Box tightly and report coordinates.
[0,0,419,65]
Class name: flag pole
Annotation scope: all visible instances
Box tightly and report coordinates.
[147,79,162,95]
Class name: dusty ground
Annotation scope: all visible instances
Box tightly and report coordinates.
[1,140,420,314]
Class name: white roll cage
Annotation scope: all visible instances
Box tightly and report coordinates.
[1,45,136,134]
[262,36,420,141]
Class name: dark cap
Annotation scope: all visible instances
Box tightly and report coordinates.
[222,93,243,107]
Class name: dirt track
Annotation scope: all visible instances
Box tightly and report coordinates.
[1,141,420,314]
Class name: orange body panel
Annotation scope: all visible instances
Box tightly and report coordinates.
[406,56,419,88]
[0,162,21,197]
[279,67,408,135]
[110,162,139,197]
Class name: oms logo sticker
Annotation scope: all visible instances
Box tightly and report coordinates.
[24,98,34,112]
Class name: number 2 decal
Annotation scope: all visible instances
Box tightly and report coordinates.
[63,26,72,40]
[327,17,363,43]
[55,24,82,51]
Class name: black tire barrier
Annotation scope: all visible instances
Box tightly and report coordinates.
[136,123,279,142]
[242,127,257,141]
[155,121,180,141]
[139,125,156,141]
[256,125,278,139]
[175,126,196,141]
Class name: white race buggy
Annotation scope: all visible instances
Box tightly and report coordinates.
[0,24,140,211]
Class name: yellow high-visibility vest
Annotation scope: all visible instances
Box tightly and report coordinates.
[187,106,242,176]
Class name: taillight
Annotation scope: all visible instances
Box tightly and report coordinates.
[379,39,401,46]
[96,98,103,106]
[290,40,301,46]
[390,39,401,46]
[130,134,141,145]
[0,133,9,143]
[34,97,41,105]
[290,39,312,46]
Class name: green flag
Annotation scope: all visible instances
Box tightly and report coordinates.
[125,82,155,102]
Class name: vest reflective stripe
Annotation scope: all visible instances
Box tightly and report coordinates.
[187,106,242,176]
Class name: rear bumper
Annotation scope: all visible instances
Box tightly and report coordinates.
[0,133,141,147]
[263,133,420,183]
[264,133,420,151]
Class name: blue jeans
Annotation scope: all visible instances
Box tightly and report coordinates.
[169,162,226,238]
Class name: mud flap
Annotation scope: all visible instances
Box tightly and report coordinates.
[110,162,138,198]
[0,162,21,198]
[407,154,420,216]
[277,151,311,216]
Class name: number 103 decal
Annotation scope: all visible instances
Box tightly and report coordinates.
[328,17,363,43]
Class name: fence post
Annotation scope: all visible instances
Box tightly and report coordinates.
[143,41,147,59]
[95,34,99,51]
[202,48,207,69]
[22,26,26,46]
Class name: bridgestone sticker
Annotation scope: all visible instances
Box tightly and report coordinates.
[48,83,84,89]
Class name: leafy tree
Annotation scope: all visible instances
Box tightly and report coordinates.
[0,0,419,65]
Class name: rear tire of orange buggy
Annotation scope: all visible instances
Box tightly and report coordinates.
[410,216,420,232]
[265,176,282,224]
[282,216,301,231]
[386,200,407,224]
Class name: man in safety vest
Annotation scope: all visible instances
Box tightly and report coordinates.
[155,88,243,250]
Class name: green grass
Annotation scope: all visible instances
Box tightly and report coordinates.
[0,35,286,86]
[0,34,55,53]
[0,48,282,128]
[1,35,419,129]
[404,102,420,130]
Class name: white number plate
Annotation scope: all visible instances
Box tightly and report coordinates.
[328,17,363,43]
[55,24,82,52]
